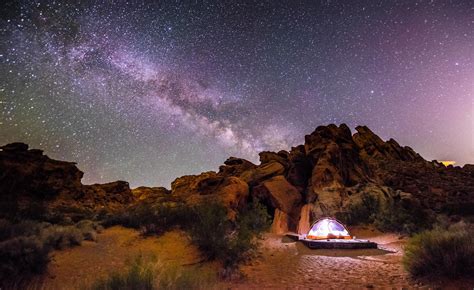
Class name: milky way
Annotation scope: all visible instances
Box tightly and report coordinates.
[1,1,473,187]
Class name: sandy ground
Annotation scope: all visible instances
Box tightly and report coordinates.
[41,226,203,289]
[38,226,473,289]
[225,227,415,289]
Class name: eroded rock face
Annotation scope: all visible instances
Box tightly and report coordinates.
[170,171,217,197]
[132,186,171,202]
[297,204,313,234]
[305,124,371,203]
[354,126,421,162]
[252,175,302,231]
[0,143,135,218]
[171,172,249,219]
[285,145,312,193]
[239,161,285,185]
[0,143,83,199]
[259,151,289,167]
[2,123,473,231]
[270,209,290,234]
[218,157,257,177]
[81,181,134,207]
[353,126,474,214]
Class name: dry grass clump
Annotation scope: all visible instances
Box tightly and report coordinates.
[403,222,474,279]
[91,256,216,290]
[0,219,102,287]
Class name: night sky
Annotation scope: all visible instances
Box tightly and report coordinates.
[1,1,472,187]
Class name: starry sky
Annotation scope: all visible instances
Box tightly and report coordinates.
[1,1,473,187]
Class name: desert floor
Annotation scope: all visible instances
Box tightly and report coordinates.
[227,227,413,289]
[40,226,472,289]
[42,227,207,289]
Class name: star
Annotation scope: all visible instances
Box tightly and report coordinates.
[1,1,472,187]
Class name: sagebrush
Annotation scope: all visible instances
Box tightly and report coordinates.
[91,256,216,290]
[403,222,474,279]
[341,194,432,235]
[104,200,271,271]
[0,219,102,287]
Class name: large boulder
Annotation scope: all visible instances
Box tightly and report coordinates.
[132,186,171,202]
[239,161,285,185]
[259,151,289,166]
[270,209,291,234]
[297,204,313,234]
[171,172,249,219]
[252,175,302,232]
[218,157,256,177]
[170,171,216,197]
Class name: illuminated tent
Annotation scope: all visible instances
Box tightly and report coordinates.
[307,217,351,240]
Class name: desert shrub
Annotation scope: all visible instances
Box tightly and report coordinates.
[223,201,271,268]
[40,224,84,249]
[188,202,230,261]
[403,222,474,278]
[76,219,104,241]
[188,201,271,270]
[343,194,380,225]
[340,194,432,235]
[238,201,272,236]
[0,236,50,287]
[43,221,102,247]
[92,256,155,290]
[92,257,216,290]
[102,203,192,235]
[103,200,270,272]
[0,219,103,286]
[45,205,96,224]
[374,202,432,235]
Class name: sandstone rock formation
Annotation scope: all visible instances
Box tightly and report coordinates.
[171,171,249,219]
[1,124,473,234]
[0,143,83,199]
[164,124,473,233]
[132,186,171,202]
[0,143,135,220]
[252,175,302,231]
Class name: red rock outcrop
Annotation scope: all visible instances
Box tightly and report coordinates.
[171,171,249,219]
[0,143,83,199]
[252,175,302,232]
[0,143,135,219]
[2,123,473,233]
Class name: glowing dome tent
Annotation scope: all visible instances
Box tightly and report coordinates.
[307,218,352,240]
[296,217,377,249]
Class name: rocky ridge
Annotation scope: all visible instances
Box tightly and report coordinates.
[1,124,473,232]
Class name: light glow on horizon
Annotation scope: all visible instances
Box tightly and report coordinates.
[440,161,456,167]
